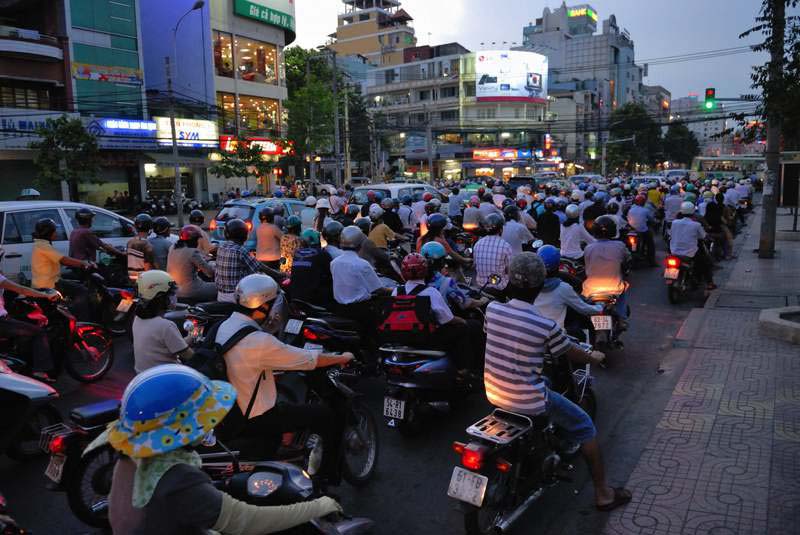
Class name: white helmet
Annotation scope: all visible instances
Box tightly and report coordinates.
[570,190,582,202]
[235,274,279,309]
[680,202,696,215]
[137,270,176,301]
[368,204,384,220]
[315,198,331,210]
[565,204,580,219]
[304,196,317,207]
[340,225,366,250]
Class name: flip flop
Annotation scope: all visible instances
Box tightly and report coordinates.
[596,487,632,512]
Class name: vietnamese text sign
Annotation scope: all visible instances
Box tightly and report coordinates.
[234,0,295,32]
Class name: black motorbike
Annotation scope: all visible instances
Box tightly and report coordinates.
[664,251,705,304]
[448,340,597,534]
[582,284,628,351]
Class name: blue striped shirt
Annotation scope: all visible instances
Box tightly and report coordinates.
[484,299,572,415]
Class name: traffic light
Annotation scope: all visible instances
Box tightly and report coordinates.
[704,88,716,110]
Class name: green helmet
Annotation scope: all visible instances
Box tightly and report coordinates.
[301,228,321,247]
[286,215,302,230]
[685,184,696,193]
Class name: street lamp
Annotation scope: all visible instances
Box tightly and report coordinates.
[168,0,204,227]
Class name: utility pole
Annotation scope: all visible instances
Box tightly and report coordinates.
[758,0,785,259]
[426,106,434,183]
[165,56,184,227]
[305,56,313,181]
[330,49,342,186]
[343,83,352,184]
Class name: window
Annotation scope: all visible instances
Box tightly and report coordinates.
[234,36,278,85]
[0,82,51,110]
[4,210,66,244]
[477,108,496,119]
[238,95,280,133]
[440,110,458,121]
[213,30,234,78]
[441,86,458,98]
[463,84,476,97]
[359,13,370,21]
[64,209,126,238]
[216,92,237,134]
[419,90,430,101]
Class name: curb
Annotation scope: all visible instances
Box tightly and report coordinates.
[758,306,800,345]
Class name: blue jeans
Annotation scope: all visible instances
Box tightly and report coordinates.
[615,290,629,320]
[546,390,596,444]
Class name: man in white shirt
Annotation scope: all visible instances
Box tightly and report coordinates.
[670,202,715,289]
[411,194,430,225]
[479,194,502,220]
[560,204,596,260]
[501,205,534,255]
[398,196,415,232]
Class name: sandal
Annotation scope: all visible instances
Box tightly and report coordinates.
[596,487,632,512]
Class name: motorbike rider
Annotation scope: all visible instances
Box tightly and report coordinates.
[300,196,317,230]
[289,229,335,307]
[560,204,596,261]
[313,198,333,233]
[381,197,405,234]
[68,207,126,264]
[517,198,538,232]
[535,198,561,247]
[367,204,398,249]
[256,207,283,269]
[189,209,217,256]
[127,213,156,282]
[417,213,472,268]
[420,241,486,312]
[215,218,283,303]
[279,216,303,274]
[473,213,512,296]
[671,202,717,290]
[167,225,216,304]
[462,195,483,231]
[105,364,342,534]
[483,253,631,512]
[322,221,344,259]
[398,195,416,232]
[627,195,657,266]
[583,216,631,324]
[663,185,684,230]
[501,205,535,255]
[148,217,173,271]
[132,270,192,373]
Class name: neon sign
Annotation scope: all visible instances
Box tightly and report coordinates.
[568,7,598,22]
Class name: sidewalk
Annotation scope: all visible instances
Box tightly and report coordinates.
[604,204,800,535]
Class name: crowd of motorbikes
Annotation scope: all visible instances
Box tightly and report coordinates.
[0,173,754,535]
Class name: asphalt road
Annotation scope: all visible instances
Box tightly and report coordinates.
[0,232,722,535]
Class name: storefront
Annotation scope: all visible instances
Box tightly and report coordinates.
[207,135,294,198]
[462,148,535,180]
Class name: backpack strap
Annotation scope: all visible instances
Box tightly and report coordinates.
[409,284,427,296]
[244,370,266,420]
[218,325,259,354]
[396,286,407,297]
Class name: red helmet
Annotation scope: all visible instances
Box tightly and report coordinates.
[179,224,203,242]
[516,198,527,209]
[422,192,433,202]
[366,190,376,201]
[477,187,486,197]
[634,194,647,206]
[401,253,428,281]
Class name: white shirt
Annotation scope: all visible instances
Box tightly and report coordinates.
[560,223,596,259]
[501,219,534,255]
[448,193,464,217]
[479,202,502,220]
[670,217,706,257]
[724,189,741,207]
[331,250,384,304]
[520,211,537,231]
[218,312,319,417]
[392,280,454,325]
[398,205,414,230]
[411,200,427,223]
[535,280,603,328]
[664,195,684,222]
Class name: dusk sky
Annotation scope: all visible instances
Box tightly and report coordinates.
[294,0,771,100]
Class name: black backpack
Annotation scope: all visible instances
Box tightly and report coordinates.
[184,321,259,381]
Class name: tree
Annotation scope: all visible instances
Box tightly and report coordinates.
[663,122,700,166]
[209,140,275,193]
[606,103,663,171]
[345,88,372,164]
[31,115,100,200]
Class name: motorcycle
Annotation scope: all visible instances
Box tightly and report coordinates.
[664,253,703,304]
[583,285,628,351]
[624,231,646,268]
[448,340,597,535]
[558,257,586,282]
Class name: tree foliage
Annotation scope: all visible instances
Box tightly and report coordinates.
[607,103,663,171]
[663,122,701,166]
[31,116,100,193]
[209,140,275,191]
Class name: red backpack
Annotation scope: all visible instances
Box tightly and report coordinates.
[377,285,437,345]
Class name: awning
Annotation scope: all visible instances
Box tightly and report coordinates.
[144,152,212,168]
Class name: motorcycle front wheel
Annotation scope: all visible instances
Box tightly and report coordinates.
[342,401,379,487]
[66,444,116,529]
[65,325,115,383]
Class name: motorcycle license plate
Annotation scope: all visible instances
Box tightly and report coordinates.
[448,466,488,507]
[383,397,405,419]
[284,319,303,335]
[664,268,679,280]
[591,315,613,331]
[630,242,638,252]
[303,343,324,351]
[116,298,133,313]
[45,454,66,484]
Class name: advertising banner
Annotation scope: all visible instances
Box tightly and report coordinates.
[72,63,144,86]
[405,133,429,160]
[0,110,78,149]
[234,0,295,33]
[84,118,157,150]
[475,51,548,103]
[219,136,293,156]
[154,117,219,149]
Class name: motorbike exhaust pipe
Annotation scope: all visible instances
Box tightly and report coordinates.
[495,488,543,533]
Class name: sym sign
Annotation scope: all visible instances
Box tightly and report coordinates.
[234,0,296,40]
[475,51,548,104]
[154,117,218,149]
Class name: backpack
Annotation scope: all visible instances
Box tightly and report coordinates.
[377,285,437,345]
[184,321,259,381]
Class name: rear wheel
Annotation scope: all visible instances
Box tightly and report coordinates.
[66,443,116,529]
[6,404,61,460]
[464,474,507,535]
[64,325,114,383]
[342,401,379,487]
[667,285,681,305]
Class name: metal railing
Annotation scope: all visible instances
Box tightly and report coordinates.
[0,25,60,46]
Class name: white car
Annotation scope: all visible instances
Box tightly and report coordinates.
[0,201,134,284]
[349,183,443,205]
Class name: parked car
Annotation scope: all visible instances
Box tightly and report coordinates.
[349,183,442,205]
[209,197,306,251]
[0,202,134,284]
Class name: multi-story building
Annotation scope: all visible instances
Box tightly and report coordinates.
[672,95,728,155]
[331,0,417,67]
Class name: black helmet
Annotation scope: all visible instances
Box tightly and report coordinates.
[427,213,447,234]
[75,207,94,225]
[322,221,344,244]
[259,207,274,222]
[224,218,249,243]
[593,215,618,240]
[346,205,360,217]
[503,205,520,221]
[33,218,57,240]
[483,213,505,234]
[355,218,371,235]
[189,209,204,225]
[134,213,153,232]
[401,195,412,205]
[153,216,171,236]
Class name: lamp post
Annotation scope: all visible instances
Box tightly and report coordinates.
[167,0,204,227]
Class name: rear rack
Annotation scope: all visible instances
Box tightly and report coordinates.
[466,409,534,445]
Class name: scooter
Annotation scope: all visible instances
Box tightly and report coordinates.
[664,252,704,304]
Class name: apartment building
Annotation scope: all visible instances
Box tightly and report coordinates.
[331,0,418,67]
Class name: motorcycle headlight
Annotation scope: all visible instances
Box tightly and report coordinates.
[247,472,283,497]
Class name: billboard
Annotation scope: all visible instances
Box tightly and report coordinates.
[475,51,548,103]
[234,0,295,34]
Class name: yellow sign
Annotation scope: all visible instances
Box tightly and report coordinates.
[568,7,598,22]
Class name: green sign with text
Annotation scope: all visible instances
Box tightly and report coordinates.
[234,0,295,32]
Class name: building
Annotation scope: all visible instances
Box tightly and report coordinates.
[330,0,417,67]
[642,84,671,122]
[672,95,729,155]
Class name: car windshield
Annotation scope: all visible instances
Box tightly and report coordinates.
[215,205,253,222]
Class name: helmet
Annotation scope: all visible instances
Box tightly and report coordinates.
[340,225,366,250]
[286,215,302,230]
[685,192,697,204]
[346,205,360,217]
[685,184,697,193]
[420,241,447,261]
[503,205,520,221]
[134,213,153,232]
[516,198,527,209]
[470,195,480,206]
[703,190,714,199]
[610,188,622,196]
[680,202,696,215]
[189,209,205,225]
[427,213,447,233]
[623,184,632,191]
[304,196,318,207]
[425,201,438,215]
[75,207,94,225]
[108,364,236,459]
[556,197,568,209]
[315,198,331,210]
[634,195,646,206]
[366,190,377,202]
[607,202,619,214]
[224,218,249,243]
[565,204,580,219]
[322,221,344,243]
[236,273,279,309]
[355,218,371,235]
[593,215,618,240]
[153,217,171,236]
[401,253,428,281]
[477,187,485,197]
[33,218,57,240]
[274,190,284,198]
[571,191,582,202]
[401,195,413,205]
[368,204,384,220]
[501,198,514,209]
[483,213,505,234]
[380,197,394,210]
[301,229,321,247]
[508,252,546,290]
[259,207,274,222]
[537,245,561,273]
[578,183,588,191]
[179,225,203,242]
[137,270,176,301]
[422,192,433,202]
[670,184,681,194]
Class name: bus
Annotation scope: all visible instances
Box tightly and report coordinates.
[691,155,766,181]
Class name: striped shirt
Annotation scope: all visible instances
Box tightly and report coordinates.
[484,299,572,415]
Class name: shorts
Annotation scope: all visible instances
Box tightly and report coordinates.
[546,389,596,444]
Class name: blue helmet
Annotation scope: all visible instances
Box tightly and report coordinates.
[538,245,561,273]
[578,183,588,191]
[274,190,284,198]
[420,241,447,261]
[670,184,681,194]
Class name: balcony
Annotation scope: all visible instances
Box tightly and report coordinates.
[0,25,63,61]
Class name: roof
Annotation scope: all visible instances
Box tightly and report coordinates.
[0,200,107,211]
[223,197,303,206]
[392,8,413,21]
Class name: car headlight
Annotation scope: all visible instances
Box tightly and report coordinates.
[247,472,283,497]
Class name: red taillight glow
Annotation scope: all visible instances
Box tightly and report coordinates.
[246,221,253,232]
[496,459,512,473]
[302,327,329,341]
[627,235,637,246]
[452,441,466,455]
[50,435,67,454]
[119,290,134,301]
[209,219,218,231]
[461,447,485,471]
[666,257,680,268]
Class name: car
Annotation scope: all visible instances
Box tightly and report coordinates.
[209,197,306,252]
[662,169,690,181]
[570,174,603,185]
[348,177,371,187]
[0,201,135,284]
[630,176,663,191]
[349,183,443,205]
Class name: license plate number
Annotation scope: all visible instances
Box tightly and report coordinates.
[303,343,324,351]
[45,454,66,484]
[591,315,613,331]
[383,397,405,419]
[284,319,303,335]
[116,298,133,313]
[664,268,679,280]
[448,466,488,507]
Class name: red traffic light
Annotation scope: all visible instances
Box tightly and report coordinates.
[705,88,716,99]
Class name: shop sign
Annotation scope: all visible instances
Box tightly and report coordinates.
[568,7,598,22]
[84,118,157,150]
[518,149,533,159]
[72,63,144,85]
[473,149,502,160]
[219,135,293,156]
[473,148,534,161]
[405,133,429,159]
[154,117,218,149]
[234,0,295,32]
[0,109,78,149]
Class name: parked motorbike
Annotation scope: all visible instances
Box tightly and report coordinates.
[448,340,597,535]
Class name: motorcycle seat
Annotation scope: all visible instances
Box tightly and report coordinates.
[197,302,237,315]
[378,345,447,359]
[293,300,329,315]
[70,399,121,428]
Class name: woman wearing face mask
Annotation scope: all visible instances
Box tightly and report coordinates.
[132,270,193,373]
